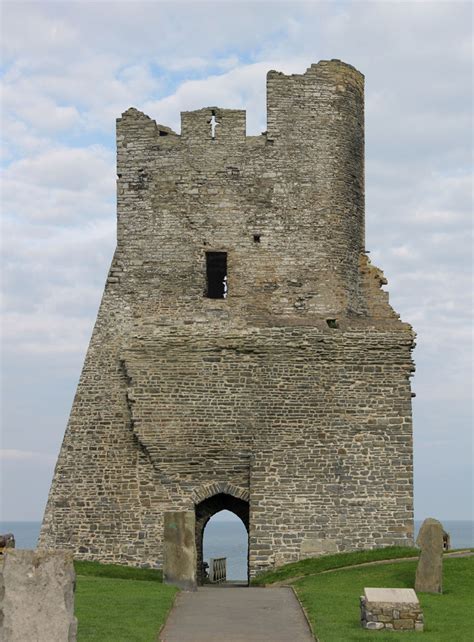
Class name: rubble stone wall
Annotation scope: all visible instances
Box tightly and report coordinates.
[40,60,415,578]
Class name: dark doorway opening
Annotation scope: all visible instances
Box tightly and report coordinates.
[195,492,249,585]
[206,252,227,299]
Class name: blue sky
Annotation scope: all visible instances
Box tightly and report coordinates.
[0,1,472,522]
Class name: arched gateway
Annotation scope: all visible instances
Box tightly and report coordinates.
[39,60,415,585]
[193,483,249,584]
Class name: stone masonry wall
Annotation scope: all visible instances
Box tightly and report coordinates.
[40,60,415,578]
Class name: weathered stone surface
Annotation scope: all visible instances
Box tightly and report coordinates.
[39,59,415,580]
[365,587,418,604]
[366,621,384,630]
[0,549,77,641]
[300,537,338,557]
[393,619,415,630]
[415,517,445,593]
[163,512,197,591]
[360,587,423,632]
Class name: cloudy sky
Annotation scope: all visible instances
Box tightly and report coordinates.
[1,1,472,524]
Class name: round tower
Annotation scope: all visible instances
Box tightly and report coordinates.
[266,60,365,314]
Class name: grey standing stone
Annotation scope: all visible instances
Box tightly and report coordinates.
[0,549,77,642]
[163,511,197,591]
[415,517,445,593]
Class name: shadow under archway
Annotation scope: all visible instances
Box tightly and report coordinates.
[195,492,249,585]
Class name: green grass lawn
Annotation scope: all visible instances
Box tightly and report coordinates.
[74,562,178,642]
[295,556,474,641]
[251,546,419,586]
[74,560,164,583]
[73,553,473,641]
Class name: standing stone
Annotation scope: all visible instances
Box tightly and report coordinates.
[415,517,445,593]
[0,549,77,641]
[163,511,197,591]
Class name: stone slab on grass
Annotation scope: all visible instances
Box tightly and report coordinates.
[365,587,418,604]
[360,587,423,632]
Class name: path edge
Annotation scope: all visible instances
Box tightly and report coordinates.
[156,588,181,642]
[289,584,318,642]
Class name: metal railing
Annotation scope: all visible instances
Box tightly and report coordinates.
[208,557,226,583]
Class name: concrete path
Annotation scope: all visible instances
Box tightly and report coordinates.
[159,586,314,642]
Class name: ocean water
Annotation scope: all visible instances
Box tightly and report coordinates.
[2,519,472,582]
[0,521,42,549]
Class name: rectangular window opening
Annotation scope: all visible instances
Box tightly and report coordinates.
[206,252,227,299]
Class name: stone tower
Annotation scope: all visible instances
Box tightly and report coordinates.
[40,60,415,581]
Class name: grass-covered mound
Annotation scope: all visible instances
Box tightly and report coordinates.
[296,556,473,641]
[251,546,418,586]
[74,561,177,642]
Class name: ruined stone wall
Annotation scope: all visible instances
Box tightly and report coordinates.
[40,60,415,577]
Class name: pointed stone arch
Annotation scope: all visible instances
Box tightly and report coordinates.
[192,483,250,585]
[191,481,250,505]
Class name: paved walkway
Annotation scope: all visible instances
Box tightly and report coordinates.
[159,586,314,642]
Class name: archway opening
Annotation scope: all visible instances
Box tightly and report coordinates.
[195,492,249,585]
[204,511,248,583]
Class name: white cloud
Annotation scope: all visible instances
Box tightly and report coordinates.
[0,450,56,464]
[0,119,51,160]
[143,59,308,134]
[2,145,115,223]
[390,245,419,260]
[2,311,95,355]
[2,86,81,133]
[4,145,114,191]
[2,216,114,355]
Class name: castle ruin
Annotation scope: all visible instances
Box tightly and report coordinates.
[40,60,415,581]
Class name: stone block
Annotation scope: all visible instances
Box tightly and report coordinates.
[0,549,77,641]
[163,511,197,591]
[393,619,415,630]
[360,588,423,632]
[365,587,418,605]
[378,614,392,623]
[366,622,384,630]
